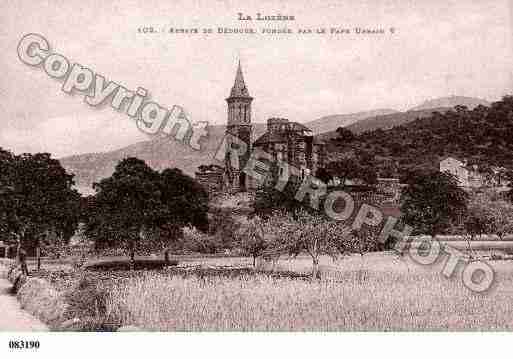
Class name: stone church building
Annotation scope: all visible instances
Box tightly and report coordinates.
[196,62,326,195]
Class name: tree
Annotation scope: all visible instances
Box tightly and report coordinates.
[0,150,81,262]
[464,202,494,258]
[490,200,513,240]
[182,225,221,254]
[327,158,360,186]
[504,169,513,203]
[335,127,356,143]
[401,171,469,236]
[84,158,209,262]
[207,209,241,251]
[327,157,377,186]
[0,148,15,242]
[315,167,332,185]
[466,194,513,241]
[159,168,209,232]
[237,217,270,266]
[263,209,357,279]
[85,157,162,261]
[253,179,306,218]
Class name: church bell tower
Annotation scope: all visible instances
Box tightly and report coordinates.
[225,60,253,192]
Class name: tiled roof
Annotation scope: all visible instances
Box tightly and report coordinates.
[253,131,326,146]
[254,132,288,146]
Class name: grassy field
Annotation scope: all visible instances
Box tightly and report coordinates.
[102,253,513,331]
[5,251,513,331]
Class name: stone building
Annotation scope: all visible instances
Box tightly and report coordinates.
[196,61,326,195]
[440,157,476,188]
[440,157,488,188]
[224,60,253,192]
[253,118,326,181]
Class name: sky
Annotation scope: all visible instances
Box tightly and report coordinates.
[1,0,512,157]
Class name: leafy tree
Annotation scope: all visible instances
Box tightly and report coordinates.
[160,168,209,231]
[0,150,81,259]
[253,179,306,218]
[0,148,15,241]
[503,169,513,203]
[490,200,513,240]
[236,217,270,266]
[85,157,162,260]
[207,209,241,251]
[464,203,494,258]
[327,157,377,186]
[327,158,359,186]
[85,158,209,262]
[466,194,513,242]
[315,167,332,184]
[334,127,356,143]
[182,225,221,254]
[263,209,358,279]
[401,171,469,236]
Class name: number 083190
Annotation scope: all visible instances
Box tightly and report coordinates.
[9,340,40,349]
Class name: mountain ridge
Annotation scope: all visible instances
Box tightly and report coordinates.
[59,96,492,194]
[408,96,491,112]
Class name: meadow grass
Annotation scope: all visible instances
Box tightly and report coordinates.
[105,253,513,331]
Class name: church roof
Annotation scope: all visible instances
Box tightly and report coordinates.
[254,132,288,146]
[289,122,311,132]
[312,137,326,145]
[229,61,251,98]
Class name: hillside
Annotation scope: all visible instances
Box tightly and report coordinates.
[341,96,490,135]
[305,109,397,134]
[60,95,495,194]
[60,110,396,193]
[325,96,513,179]
[344,107,452,134]
[61,124,265,194]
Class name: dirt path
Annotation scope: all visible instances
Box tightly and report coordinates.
[0,278,48,331]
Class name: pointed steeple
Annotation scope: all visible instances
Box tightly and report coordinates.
[229,60,251,98]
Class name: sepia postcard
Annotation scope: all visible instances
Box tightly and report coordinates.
[1,0,513,357]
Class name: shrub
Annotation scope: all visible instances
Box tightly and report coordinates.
[16,277,69,326]
[182,226,223,254]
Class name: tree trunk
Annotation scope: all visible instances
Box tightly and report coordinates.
[128,241,135,270]
[312,257,319,280]
[253,256,256,267]
[16,237,21,263]
[36,246,41,271]
[21,260,29,276]
[466,234,474,259]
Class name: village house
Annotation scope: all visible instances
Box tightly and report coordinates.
[440,157,479,188]
[439,156,508,189]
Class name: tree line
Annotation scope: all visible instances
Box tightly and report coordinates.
[0,149,210,263]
